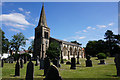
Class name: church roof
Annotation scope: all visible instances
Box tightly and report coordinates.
[38,3,48,27]
[50,37,81,47]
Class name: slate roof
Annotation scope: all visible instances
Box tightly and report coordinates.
[50,37,81,47]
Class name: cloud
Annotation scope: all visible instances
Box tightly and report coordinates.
[25,11,31,15]
[79,36,86,39]
[108,22,114,26]
[0,13,30,25]
[18,8,24,11]
[92,28,96,30]
[63,35,86,41]
[83,30,87,32]
[29,36,34,40]
[96,25,107,28]
[0,3,2,6]
[75,31,81,34]
[63,39,67,41]
[4,23,27,30]
[10,28,20,32]
[87,26,91,29]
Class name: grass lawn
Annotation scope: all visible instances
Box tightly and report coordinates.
[1,57,120,80]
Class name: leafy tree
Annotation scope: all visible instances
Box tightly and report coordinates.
[10,33,28,54]
[114,34,120,45]
[97,53,107,59]
[46,41,60,61]
[104,30,115,56]
[28,40,34,53]
[1,29,10,53]
[85,40,108,57]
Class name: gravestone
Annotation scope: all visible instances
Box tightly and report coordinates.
[44,65,62,80]
[11,57,14,63]
[5,58,9,63]
[24,56,27,64]
[53,58,59,67]
[115,54,120,76]
[70,57,76,69]
[77,56,80,64]
[99,60,105,64]
[1,59,4,67]
[66,61,71,65]
[15,60,20,76]
[20,58,23,68]
[86,55,92,67]
[60,56,64,64]
[35,56,39,66]
[9,57,14,63]
[26,59,34,80]
[44,57,50,76]
[40,59,44,69]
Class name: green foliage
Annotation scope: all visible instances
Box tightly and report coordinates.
[2,30,10,53]
[13,53,20,61]
[28,40,34,53]
[10,33,28,54]
[46,41,60,61]
[97,53,107,59]
[85,30,120,57]
[85,40,108,56]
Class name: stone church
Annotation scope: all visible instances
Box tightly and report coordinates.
[33,4,85,61]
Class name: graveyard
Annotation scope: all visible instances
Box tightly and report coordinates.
[1,2,120,80]
[2,57,119,80]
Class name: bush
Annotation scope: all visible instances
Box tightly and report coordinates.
[97,53,107,59]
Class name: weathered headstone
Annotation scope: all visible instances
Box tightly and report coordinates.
[60,56,64,64]
[70,57,76,69]
[44,65,62,80]
[40,59,44,70]
[53,58,59,67]
[24,56,27,64]
[44,57,50,76]
[77,56,80,64]
[86,55,92,67]
[66,61,71,65]
[20,58,23,68]
[9,57,14,63]
[15,60,20,76]
[11,57,14,63]
[35,56,39,66]
[26,59,34,80]
[115,54,120,76]
[99,59,105,64]
[1,59,4,67]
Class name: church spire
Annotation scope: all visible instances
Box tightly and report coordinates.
[38,3,48,27]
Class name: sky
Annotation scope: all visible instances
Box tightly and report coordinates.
[1,2,118,50]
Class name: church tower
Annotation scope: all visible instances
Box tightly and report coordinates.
[33,3,50,59]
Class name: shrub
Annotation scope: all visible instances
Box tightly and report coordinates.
[97,53,107,59]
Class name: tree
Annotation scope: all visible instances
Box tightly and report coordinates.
[46,41,60,61]
[104,30,115,56]
[1,29,10,54]
[85,40,108,57]
[28,40,34,53]
[10,33,28,54]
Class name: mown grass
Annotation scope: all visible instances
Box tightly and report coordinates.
[1,57,120,80]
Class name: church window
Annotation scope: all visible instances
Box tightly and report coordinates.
[44,32,48,39]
